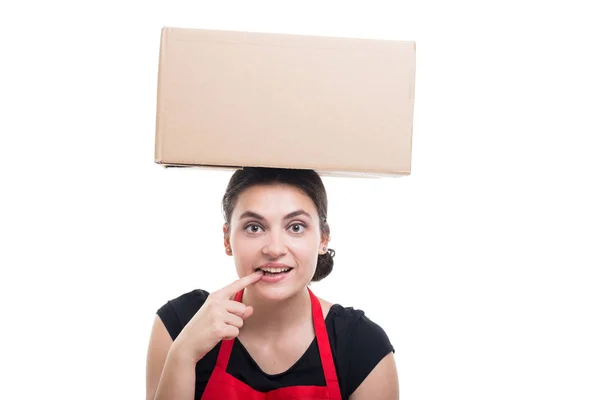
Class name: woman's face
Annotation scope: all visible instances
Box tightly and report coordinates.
[224,183,329,301]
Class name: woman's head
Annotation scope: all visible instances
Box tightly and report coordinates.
[221,167,335,298]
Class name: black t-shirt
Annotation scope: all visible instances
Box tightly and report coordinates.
[157,289,395,400]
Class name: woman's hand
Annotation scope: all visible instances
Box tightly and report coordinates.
[171,270,263,362]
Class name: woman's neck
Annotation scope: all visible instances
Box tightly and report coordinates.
[241,286,312,339]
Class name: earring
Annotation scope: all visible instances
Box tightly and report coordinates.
[323,247,327,251]
[226,247,231,253]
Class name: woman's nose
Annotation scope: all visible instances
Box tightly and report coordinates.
[262,231,288,257]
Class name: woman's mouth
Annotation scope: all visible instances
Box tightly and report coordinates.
[255,267,293,276]
[254,267,293,283]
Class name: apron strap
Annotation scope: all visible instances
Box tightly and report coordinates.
[308,287,343,400]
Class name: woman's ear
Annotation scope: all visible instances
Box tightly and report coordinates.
[223,223,232,256]
[319,233,330,255]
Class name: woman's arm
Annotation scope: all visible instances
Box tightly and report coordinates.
[349,352,399,400]
[146,315,196,400]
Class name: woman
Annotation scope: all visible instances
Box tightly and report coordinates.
[146,167,399,400]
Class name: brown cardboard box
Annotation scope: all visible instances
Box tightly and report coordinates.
[154,27,416,177]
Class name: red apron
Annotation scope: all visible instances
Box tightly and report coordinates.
[201,287,343,400]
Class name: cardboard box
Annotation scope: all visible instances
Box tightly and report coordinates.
[154,27,416,177]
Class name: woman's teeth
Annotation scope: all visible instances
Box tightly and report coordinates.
[257,267,292,275]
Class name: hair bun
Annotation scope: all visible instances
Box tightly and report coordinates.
[313,248,335,282]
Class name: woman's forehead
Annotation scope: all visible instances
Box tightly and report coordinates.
[233,184,317,217]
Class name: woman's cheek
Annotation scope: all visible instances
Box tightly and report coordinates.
[287,239,317,256]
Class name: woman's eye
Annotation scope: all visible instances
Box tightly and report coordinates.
[245,224,263,233]
[289,224,306,234]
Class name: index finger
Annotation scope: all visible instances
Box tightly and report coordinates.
[217,270,263,298]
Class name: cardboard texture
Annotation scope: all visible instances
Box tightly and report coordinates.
[154,27,416,177]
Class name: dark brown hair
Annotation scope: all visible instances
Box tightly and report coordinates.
[222,167,335,282]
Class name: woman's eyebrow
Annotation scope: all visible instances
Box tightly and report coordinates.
[239,211,265,221]
[238,209,312,221]
[284,209,312,220]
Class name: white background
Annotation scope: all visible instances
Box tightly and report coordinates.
[1,1,599,399]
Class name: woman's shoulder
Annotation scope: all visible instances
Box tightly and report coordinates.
[320,295,393,349]
[324,299,389,342]
[156,289,211,341]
